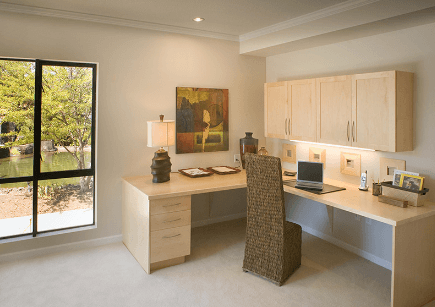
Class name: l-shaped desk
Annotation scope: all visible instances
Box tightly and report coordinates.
[122,171,435,307]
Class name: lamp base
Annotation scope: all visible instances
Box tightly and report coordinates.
[151,149,172,183]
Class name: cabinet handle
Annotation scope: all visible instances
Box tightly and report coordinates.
[285,118,288,135]
[163,203,181,207]
[352,121,355,142]
[163,233,181,239]
[288,118,291,136]
[347,121,350,141]
[163,218,181,223]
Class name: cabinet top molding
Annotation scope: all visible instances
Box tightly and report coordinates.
[265,70,413,84]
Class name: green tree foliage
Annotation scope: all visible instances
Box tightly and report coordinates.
[41,65,93,170]
[0,60,35,146]
[1,60,94,190]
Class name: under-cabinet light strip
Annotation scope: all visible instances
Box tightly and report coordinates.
[288,140,376,152]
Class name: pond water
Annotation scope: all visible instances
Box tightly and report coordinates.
[0,151,91,187]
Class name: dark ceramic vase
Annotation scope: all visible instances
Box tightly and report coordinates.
[240,132,258,169]
[151,150,172,183]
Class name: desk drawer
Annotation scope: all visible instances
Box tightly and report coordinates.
[150,225,191,263]
[150,195,191,215]
[150,210,191,232]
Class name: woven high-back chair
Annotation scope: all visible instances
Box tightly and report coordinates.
[242,153,302,286]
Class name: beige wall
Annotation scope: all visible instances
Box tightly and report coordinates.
[266,21,435,199]
[266,22,435,266]
[0,11,265,254]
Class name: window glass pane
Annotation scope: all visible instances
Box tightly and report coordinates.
[37,176,93,232]
[41,65,93,172]
[0,182,33,237]
[0,60,35,178]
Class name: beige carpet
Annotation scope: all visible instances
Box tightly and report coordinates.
[1,218,434,307]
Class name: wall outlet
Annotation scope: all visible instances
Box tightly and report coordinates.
[234,154,241,163]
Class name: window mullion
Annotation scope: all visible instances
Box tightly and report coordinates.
[32,60,43,237]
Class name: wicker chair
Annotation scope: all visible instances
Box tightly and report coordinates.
[242,153,302,286]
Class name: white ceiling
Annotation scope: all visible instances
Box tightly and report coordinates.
[1,0,435,56]
[0,0,347,36]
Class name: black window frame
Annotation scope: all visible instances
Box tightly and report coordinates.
[0,58,97,240]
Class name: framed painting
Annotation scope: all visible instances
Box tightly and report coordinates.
[176,87,229,154]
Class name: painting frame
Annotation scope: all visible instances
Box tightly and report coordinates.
[282,143,296,164]
[340,152,361,177]
[176,87,229,154]
[309,147,326,169]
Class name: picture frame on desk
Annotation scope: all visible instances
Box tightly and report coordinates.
[392,169,418,186]
[399,174,424,191]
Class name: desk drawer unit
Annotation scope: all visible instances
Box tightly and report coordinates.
[150,210,191,231]
[149,195,192,269]
[150,195,191,215]
[151,225,191,263]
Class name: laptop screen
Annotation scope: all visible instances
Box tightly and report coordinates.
[297,161,323,183]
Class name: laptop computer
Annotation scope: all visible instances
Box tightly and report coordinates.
[295,161,324,190]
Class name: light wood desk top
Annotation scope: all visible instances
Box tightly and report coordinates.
[123,170,435,227]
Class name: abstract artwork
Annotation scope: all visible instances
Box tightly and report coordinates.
[176,87,229,154]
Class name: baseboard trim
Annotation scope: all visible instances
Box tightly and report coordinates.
[192,212,247,228]
[0,234,122,263]
[2,216,391,270]
[289,220,392,270]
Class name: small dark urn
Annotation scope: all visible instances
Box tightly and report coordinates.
[151,149,172,183]
[240,132,258,169]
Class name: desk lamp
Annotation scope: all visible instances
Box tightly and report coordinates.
[147,115,175,183]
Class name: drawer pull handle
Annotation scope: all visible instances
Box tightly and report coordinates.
[162,203,181,207]
[163,233,181,239]
[163,218,181,223]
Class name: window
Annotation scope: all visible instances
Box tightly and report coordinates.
[0,58,97,239]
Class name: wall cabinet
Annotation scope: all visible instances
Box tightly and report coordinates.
[287,79,316,142]
[265,71,414,152]
[351,71,413,152]
[264,82,287,139]
[264,79,316,142]
[316,75,352,147]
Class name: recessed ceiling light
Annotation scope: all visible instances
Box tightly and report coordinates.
[193,17,205,22]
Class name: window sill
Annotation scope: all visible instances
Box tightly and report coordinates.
[1,224,97,244]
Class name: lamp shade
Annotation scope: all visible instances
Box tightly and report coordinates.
[147,120,175,147]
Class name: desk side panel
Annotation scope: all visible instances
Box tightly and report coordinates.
[122,181,150,273]
[391,214,435,307]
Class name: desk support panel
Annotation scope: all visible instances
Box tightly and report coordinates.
[391,215,435,307]
[326,206,334,233]
[122,182,151,273]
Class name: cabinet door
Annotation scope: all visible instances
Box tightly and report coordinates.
[316,76,352,146]
[351,71,396,151]
[288,79,316,142]
[264,82,287,139]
